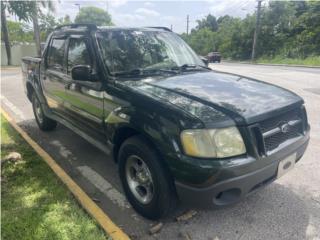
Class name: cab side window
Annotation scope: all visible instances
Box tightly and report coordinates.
[47,38,66,71]
[67,38,92,74]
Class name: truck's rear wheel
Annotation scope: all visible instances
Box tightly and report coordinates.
[32,93,57,131]
[118,135,176,220]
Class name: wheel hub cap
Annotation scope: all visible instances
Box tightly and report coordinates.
[125,155,154,204]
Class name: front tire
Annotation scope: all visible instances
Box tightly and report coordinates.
[32,92,57,131]
[118,135,176,220]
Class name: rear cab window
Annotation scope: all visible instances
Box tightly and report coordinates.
[47,38,66,71]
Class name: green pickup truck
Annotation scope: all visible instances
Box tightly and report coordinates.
[22,24,310,220]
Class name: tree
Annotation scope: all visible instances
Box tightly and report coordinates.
[184,28,217,55]
[1,1,56,63]
[75,6,112,26]
[183,1,320,61]
[1,1,11,65]
[39,13,57,41]
[196,14,218,32]
[1,0,36,64]
[32,1,55,56]
[4,20,33,42]
[39,14,72,41]
[58,15,71,25]
[7,1,55,56]
[292,1,320,57]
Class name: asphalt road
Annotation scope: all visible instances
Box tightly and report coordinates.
[1,62,320,240]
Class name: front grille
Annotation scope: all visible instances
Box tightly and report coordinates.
[264,124,301,151]
[258,108,305,153]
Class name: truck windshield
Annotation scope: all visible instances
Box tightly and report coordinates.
[97,30,205,76]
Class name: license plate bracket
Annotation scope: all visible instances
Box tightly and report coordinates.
[277,153,296,178]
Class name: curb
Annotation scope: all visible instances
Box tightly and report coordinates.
[1,109,131,240]
[221,60,320,69]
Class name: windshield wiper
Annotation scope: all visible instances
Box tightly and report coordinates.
[148,68,179,74]
[171,64,211,71]
[114,68,142,77]
[114,68,178,77]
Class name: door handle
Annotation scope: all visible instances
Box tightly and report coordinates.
[65,83,71,89]
[65,82,75,90]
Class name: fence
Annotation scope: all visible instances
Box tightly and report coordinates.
[1,43,37,66]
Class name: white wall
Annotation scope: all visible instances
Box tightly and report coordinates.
[1,43,37,66]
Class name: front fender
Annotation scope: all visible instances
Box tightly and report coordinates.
[105,105,182,166]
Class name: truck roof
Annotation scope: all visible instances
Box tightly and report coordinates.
[99,26,171,32]
[53,24,171,34]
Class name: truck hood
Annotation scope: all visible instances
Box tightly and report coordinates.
[123,71,303,125]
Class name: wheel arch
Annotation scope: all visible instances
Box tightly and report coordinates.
[112,125,165,160]
[111,125,172,171]
[112,126,140,162]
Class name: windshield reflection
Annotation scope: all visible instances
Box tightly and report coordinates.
[97,30,204,76]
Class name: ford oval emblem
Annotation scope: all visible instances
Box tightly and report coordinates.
[280,123,290,133]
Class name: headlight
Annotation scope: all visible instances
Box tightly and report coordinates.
[180,127,246,158]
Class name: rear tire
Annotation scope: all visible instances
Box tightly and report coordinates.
[118,135,176,220]
[32,92,57,131]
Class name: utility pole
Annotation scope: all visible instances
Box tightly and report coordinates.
[170,24,173,31]
[75,3,81,13]
[186,15,189,35]
[251,0,262,61]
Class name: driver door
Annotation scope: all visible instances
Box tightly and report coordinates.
[63,36,105,136]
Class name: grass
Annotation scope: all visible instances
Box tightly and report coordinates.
[256,56,320,66]
[1,116,110,240]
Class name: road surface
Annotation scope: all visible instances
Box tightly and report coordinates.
[1,62,320,240]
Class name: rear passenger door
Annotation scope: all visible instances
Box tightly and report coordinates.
[64,36,105,137]
[42,37,68,116]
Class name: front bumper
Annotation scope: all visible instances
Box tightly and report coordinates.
[175,134,309,207]
[209,56,221,62]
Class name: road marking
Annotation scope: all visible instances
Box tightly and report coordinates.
[0,95,26,120]
[1,94,129,206]
[1,109,131,240]
[77,166,131,209]
[48,140,128,208]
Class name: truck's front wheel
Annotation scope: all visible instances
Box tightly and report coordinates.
[118,135,176,220]
[32,93,57,131]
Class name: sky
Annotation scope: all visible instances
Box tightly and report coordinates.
[52,0,257,33]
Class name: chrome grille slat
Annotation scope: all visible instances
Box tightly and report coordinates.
[264,125,302,152]
[262,119,302,138]
[258,108,304,153]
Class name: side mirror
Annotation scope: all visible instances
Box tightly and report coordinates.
[199,56,209,66]
[71,65,91,81]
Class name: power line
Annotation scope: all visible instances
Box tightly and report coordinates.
[216,0,251,17]
[74,3,81,13]
[235,0,254,16]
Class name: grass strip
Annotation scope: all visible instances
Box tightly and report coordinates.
[1,115,110,240]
